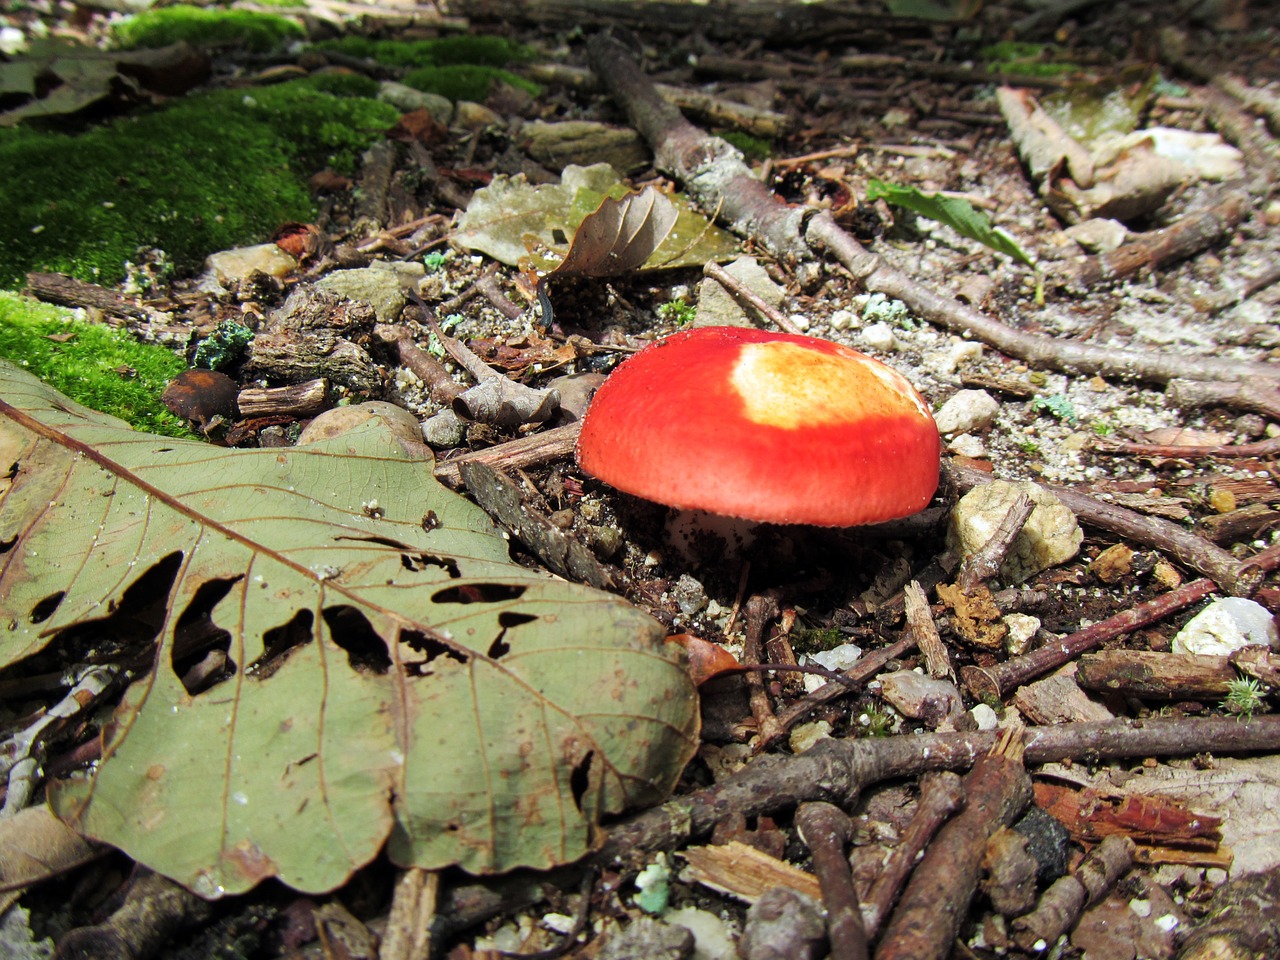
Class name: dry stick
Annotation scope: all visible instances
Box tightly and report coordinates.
[903,580,953,682]
[1092,435,1280,459]
[862,771,966,940]
[874,730,1033,960]
[943,460,1261,596]
[703,260,805,335]
[583,32,1274,393]
[1165,378,1280,422]
[796,802,869,960]
[592,715,1280,870]
[960,578,1218,702]
[432,422,581,488]
[372,324,465,403]
[380,868,438,960]
[1011,834,1136,953]
[740,594,783,744]
[954,488,1034,593]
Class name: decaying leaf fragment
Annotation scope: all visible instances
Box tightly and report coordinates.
[0,361,698,897]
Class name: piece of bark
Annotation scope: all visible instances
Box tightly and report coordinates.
[459,461,621,590]
[983,827,1039,917]
[1075,650,1241,700]
[25,271,152,321]
[874,730,1033,960]
[961,578,1219,701]
[1198,504,1280,545]
[355,139,396,226]
[236,378,329,419]
[1012,671,1114,724]
[53,870,215,960]
[738,887,826,960]
[380,868,438,960]
[739,594,782,744]
[796,802,868,960]
[243,331,380,394]
[903,581,953,682]
[679,840,822,904]
[372,323,466,404]
[1011,834,1136,952]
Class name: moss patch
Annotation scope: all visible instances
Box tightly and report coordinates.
[312,35,531,69]
[402,64,540,102]
[112,5,304,53]
[0,292,191,436]
[0,78,399,288]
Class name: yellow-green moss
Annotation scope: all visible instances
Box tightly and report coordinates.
[0,78,399,288]
[402,64,540,102]
[720,130,772,161]
[0,292,191,436]
[112,5,304,53]
[312,35,532,69]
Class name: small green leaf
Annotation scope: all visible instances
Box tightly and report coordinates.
[866,179,1036,268]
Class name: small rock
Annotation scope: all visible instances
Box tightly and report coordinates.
[969,702,1000,730]
[298,401,421,446]
[934,389,1000,435]
[453,100,501,130]
[670,574,709,617]
[695,256,785,328]
[1171,597,1279,656]
[948,480,1083,584]
[203,243,298,285]
[663,907,738,960]
[860,321,899,352]
[1002,613,1041,655]
[829,308,859,331]
[377,81,453,123]
[598,917,694,960]
[521,120,650,174]
[789,721,832,754]
[315,261,425,323]
[1063,218,1129,252]
[738,888,826,960]
[877,670,964,728]
[949,433,987,458]
[421,407,466,448]
[802,643,862,693]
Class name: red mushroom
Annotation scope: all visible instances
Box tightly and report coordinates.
[575,326,940,527]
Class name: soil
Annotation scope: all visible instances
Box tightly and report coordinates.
[4,0,1280,958]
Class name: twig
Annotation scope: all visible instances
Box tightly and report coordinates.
[954,488,1034,593]
[796,802,868,960]
[380,868,438,960]
[372,324,465,403]
[1091,435,1280,459]
[959,578,1218,702]
[591,716,1280,870]
[875,730,1032,960]
[862,771,965,939]
[703,260,805,335]
[903,581,953,682]
[432,422,581,488]
[739,594,783,744]
[1011,835,1136,952]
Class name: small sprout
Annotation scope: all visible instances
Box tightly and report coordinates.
[1017,439,1042,455]
[1031,393,1077,423]
[655,297,695,326]
[1091,419,1116,437]
[422,250,448,271]
[1221,676,1268,719]
[858,706,895,738]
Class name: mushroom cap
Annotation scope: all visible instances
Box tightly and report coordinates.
[576,326,940,526]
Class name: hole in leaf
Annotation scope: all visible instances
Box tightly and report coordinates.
[570,752,594,814]
[246,610,315,680]
[171,576,243,695]
[0,535,17,555]
[487,612,537,660]
[29,592,65,624]
[432,583,526,604]
[338,534,415,550]
[323,605,391,674]
[401,554,461,578]
[399,629,469,675]
[45,552,183,665]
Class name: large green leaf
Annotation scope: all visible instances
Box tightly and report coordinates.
[0,361,697,897]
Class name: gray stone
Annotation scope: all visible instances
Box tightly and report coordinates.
[1172,597,1279,656]
[421,407,466,448]
[522,120,650,174]
[377,81,452,123]
[934,389,1000,435]
[694,256,784,328]
[948,480,1083,584]
[315,261,425,323]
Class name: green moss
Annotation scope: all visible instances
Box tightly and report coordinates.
[720,130,772,161]
[312,35,531,69]
[402,64,540,102]
[789,626,847,656]
[0,291,191,436]
[304,71,380,99]
[0,79,399,288]
[112,5,304,53]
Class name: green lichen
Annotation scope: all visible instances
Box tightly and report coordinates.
[402,64,540,102]
[0,291,191,436]
[112,5,304,53]
[720,130,772,161]
[0,78,399,288]
[312,35,532,69]
[193,319,254,371]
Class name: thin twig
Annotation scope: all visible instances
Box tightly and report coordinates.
[796,802,868,960]
[954,489,1034,592]
[703,260,805,335]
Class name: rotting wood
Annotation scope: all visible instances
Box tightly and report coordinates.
[1075,650,1250,701]
[25,271,152,322]
[903,580,953,682]
[874,730,1032,960]
[236,379,329,420]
